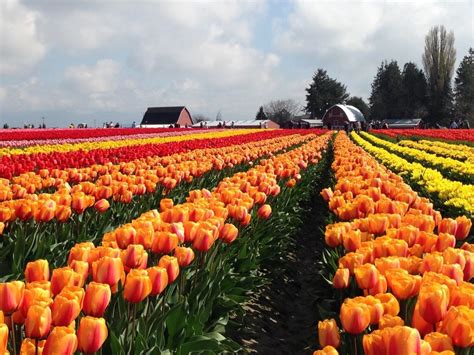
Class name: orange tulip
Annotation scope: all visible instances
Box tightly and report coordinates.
[115,225,137,249]
[70,260,89,282]
[0,281,25,314]
[396,225,419,247]
[379,314,404,329]
[363,329,385,355]
[313,345,338,355]
[354,264,379,290]
[343,229,362,252]
[92,257,124,289]
[418,283,449,324]
[381,326,422,355]
[375,293,400,316]
[83,282,111,317]
[192,227,215,252]
[55,205,72,223]
[440,264,464,286]
[19,287,52,318]
[147,266,168,296]
[449,281,474,308]
[368,214,389,235]
[158,255,180,283]
[366,274,387,296]
[412,302,434,337]
[20,338,45,355]
[50,267,82,296]
[385,268,421,300]
[355,296,384,325]
[174,246,195,267]
[340,299,371,335]
[152,231,179,254]
[374,256,400,276]
[424,332,454,352]
[257,204,272,219]
[160,198,174,211]
[462,250,474,281]
[454,216,472,240]
[438,218,457,236]
[183,221,199,243]
[435,233,456,252]
[34,200,56,223]
[0,323,7,355]
[25,260,50,283]
[77,316,108,353]
[123,269,152,303]
[219,223,238,244]
[440,305,474,348]
[121,244,148,271]
[43,326,78,355]
[67,245,91,265]
[338,252,364,274]
[420,253,444,274]
[94,199,110,214]
[318,318,340,348]
[25,304,51,339]
[332,268,350,289]
[51,293,81,326]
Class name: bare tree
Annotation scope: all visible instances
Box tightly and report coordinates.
[193,114,211,123]
[422,25,456,123]
[263,99,302,124]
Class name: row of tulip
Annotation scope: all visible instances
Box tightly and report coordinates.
[0,130,248,157]
[0,128,189,142]
[359,132,474,184]
[0,132,317,277]
[398,139,474,163]
[0,129,277,179]
[314,132,473,355]
[0,132,331,354]
[351,132,474,217]
[0,129,198,149]
[372,129,474,143]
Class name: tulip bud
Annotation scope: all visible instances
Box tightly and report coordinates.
[379,314,404,329]
[340,300,371,335]
[51,293,81,326]
[257,204,272,219]
[438,218,457,236]
[158,255,180,283]
[25,304,51,339]
[318,318,340,348]
[50,267,82,296]
[219,223,238,244]
[123,269,152,303]
[121,244,148,271]
[0,281,25,314]
[454,216,472,240]
[92,257,124,290]
[83,282,111,317]
[147,267,168,296]
[94,199,110,214]
[174,247,195,267]
[332,268,350,289]
[354,264,379,290]
[25,260,50,283]
[77,317,108,353]
[152,231,179,254]
[381,326,422,355]
[43,326,78,355]
[192,227,215,252]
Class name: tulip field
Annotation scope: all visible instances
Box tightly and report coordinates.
[0,128,472,354]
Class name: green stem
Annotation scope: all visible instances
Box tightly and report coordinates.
[10,316,16,355]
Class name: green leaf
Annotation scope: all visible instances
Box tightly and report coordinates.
[165,303,186,338]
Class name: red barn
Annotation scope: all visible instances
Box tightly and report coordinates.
[140,106,193,127]
[322,104,365,129]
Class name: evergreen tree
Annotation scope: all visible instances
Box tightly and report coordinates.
[454,48,474,125]
[369,60,403,121]
[255,106,267,120]
[401,62,428,118]
[346,96,370,119]
[422,25,456,124]
[305,69,349,118]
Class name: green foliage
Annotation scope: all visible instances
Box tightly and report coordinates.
[454,48,474,126]
[401,62,428,118]
[305,69,349,119]
[422,25,456,124]
[369,60,404,121]
[346,96,369,119]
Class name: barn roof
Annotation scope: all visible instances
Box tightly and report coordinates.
[385,118,422,128]
[141,106,192,125]
[323,104,365,122]
[301,119,324,127]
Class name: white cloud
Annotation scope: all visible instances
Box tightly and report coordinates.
[0,0,45,75]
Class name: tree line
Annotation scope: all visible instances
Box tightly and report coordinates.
[256,25,473,127]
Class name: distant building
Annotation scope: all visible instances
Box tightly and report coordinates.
[385,118,422,129]
[322,104,365,129]
[140,106,193,128]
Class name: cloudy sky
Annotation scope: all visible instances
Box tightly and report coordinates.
[0,0,472,127]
